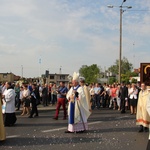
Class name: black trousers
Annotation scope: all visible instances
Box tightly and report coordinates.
[16,99,21,110]
[42,95,48,106]
[4,113,17,126]
[30,100,38,117]
[52,94,57,105]
[121,98,126,112]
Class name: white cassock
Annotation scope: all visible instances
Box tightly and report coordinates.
[146,93,150,139]
[3,89,16,113]
[66,85,91,132]
[3,88,17,126]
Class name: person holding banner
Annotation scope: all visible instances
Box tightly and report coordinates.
[65,72,91,133]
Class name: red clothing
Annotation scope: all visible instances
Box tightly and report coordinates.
[111,88,117,98]
[55,98,67,118]
[49,86,52,93]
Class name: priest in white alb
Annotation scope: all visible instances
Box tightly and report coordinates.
[65,72,91,133]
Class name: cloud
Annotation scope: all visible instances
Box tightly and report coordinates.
[0,0,149,77]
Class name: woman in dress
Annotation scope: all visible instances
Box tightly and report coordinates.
[21,85,30,116]
[128,83,138,115]
[110,84,117,109]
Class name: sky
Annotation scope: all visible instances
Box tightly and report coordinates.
[0,0,150,78]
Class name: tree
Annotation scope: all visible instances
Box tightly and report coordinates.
[79,64,100,83]
[131,78,137,83]
[108,77,116,84]
[108,57,133,82]
[108,57,133,75]
[121,71,138,84]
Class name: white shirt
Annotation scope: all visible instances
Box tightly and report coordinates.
[90,88,95,96]
[20,90,23,100]
[2,85,6,94]
[22,89,30,98]
[128,88,138,99]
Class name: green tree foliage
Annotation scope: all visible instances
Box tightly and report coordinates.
[108,77,117,84]
[131,78,138,83]
[121,71,138,84]
[108,57,134,83]
[79,64,100,83]
[108,57,133,75]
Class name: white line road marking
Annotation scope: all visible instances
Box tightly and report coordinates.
[89,121,102,125]
[116,116,129,119]
[41,121,102,133]
[6,135,20,138]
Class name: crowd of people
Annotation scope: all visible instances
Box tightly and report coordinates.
[0,80,149,121]
[89,82,141,114]
[0,75,150,149]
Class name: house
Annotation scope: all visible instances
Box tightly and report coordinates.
[42,73,69,85]
[0,72,21,83]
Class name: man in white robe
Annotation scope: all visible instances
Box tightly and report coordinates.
[65,72,91,133]
[146,86,150,150]
[136,83,150,132]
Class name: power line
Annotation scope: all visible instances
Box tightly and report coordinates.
[128,10,150,11]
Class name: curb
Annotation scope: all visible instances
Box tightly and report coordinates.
[15,106,56,115]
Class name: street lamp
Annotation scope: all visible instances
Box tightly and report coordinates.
[107,0,132,83]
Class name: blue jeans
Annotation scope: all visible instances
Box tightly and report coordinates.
[94,94,100,109]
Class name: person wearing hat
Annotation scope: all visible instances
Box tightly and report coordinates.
[136,83,150,132]
[65,72,91,133]
[0,89,6,141]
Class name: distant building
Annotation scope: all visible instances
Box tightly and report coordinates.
[0,72,21,83]
[42,73,69,85]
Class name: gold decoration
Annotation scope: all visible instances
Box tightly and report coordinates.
[144,65,150,74]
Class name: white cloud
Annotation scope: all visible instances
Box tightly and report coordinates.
[0,0,149,77]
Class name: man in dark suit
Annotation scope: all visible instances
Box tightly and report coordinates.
[120,82,128,113]
[28,84,39,118]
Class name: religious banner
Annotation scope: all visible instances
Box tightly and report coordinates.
[140,63,150,85]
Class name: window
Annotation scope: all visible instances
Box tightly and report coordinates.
[50,75,54,79]
[3,74,7,78]
[60,75,65,80]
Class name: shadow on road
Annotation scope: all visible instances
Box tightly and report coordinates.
[0,136,102,146]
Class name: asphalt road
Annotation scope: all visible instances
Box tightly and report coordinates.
[0,108,148,150]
